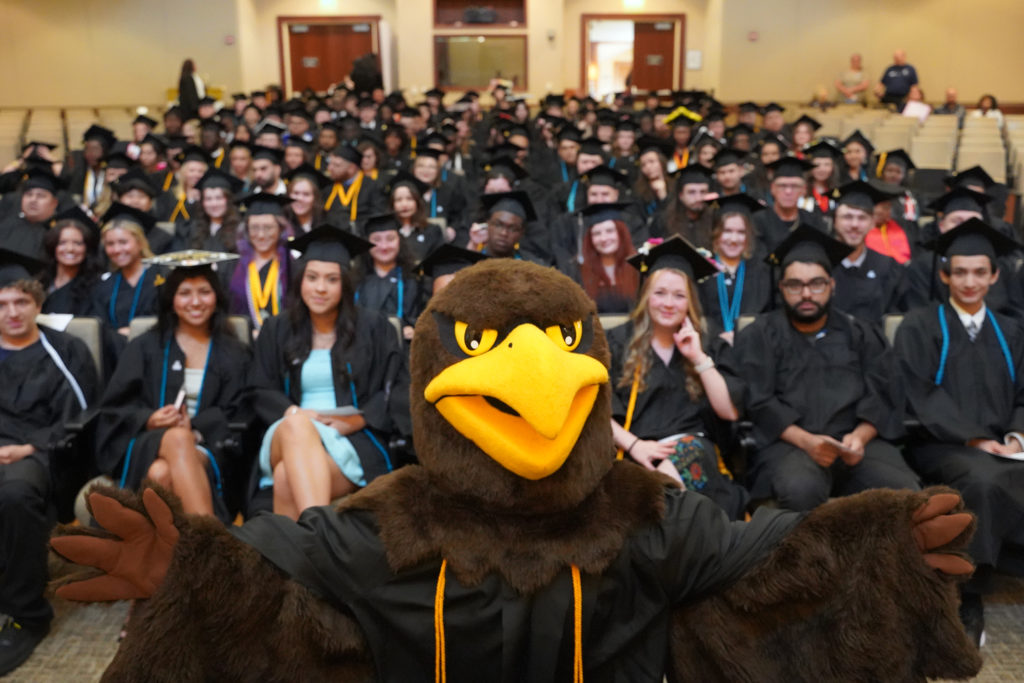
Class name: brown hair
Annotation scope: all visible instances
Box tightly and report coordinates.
[2,279,45,306]
[618,268,704,400]
[579,219,638,304]
[710,211,755,260]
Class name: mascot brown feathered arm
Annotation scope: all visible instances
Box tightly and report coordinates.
[669,488,981,683]
[51,487,374,683]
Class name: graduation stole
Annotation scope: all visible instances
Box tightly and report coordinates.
[673,149,690,169]
[162,171,174,192]
[247,259,280,325]
[434,559,584,683]
[324,172,364,223]
[170,186,191,222]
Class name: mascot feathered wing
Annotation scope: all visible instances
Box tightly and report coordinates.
[51,260,981,682]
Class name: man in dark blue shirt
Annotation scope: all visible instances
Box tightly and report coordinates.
[875,49,919,107]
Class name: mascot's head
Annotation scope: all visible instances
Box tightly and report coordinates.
[410,260,612,512]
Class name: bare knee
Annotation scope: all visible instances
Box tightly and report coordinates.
[161,426,195,454]
[147,459,172,488]
[276,413,316,441]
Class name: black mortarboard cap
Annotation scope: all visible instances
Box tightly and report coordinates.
[176,145,210,165]
[793,114,822,131]
[103,149,134,169]
[578,201,631,229]
[425,88,445,99]
[112,168,158,197]
[331,144,362,165]
[934,217,1021,260]
[385,170,431,196]
[581,164,629,189]
[101,201,157,234]
[22,168,64,194]
[237,192,291,216]
[712,147,747,169]
[198,96,216,107]
[841,129,875,157]
[483,156,528,181]
[615,119,639,133]
[413,147,443,161]
[22,140,57,153]
[133,114,158,128]
[140,133,167,153]
[727,123,755,139]
[557,126,583,144]
[252,145,284,164]
[251,90,267,98]
[578,137,606,156]
[738,101,760,114]
[361,212,402,235]
[83,124,116,148]
[283,163,331,190]
[486,141,524,159]
[761,103,785,114]
[52,206,100,237]
[289,224,371,264]
[879,148,915,171]
[0,248,44,288]
[714,193,765,217]
[636,135,674,157]
[928,187,991,215]
[420,132,449,149]
[199,117,223,132]
[766,224,853,273]
[671,164,712,186]
[626,236,718,282]
[804,141,841,160]
[544,93,566,107]
[766,156,813,178]
[196,167,244,195]
[415,244,487,279]
[833,180,899,212]
[481,190,537,222]
[944,165,996,191]
[253,119,287,137]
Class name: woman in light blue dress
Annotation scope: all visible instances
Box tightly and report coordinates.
[249,225,411,519]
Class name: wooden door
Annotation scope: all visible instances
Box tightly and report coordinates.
[287,22,376,93]
[631,21,676,91]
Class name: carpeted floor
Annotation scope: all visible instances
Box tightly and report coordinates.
[3,576,1023,681]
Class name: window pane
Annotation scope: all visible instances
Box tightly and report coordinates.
[435,36,526,90]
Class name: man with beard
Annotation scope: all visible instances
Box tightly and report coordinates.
[724,225,920,512]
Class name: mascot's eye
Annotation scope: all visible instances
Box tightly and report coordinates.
[545,320,583,351]
[454,320,498,356]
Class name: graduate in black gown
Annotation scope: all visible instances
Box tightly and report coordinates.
[40,207,102,316]
[322,144,385,232]
[474,191,548,264]
[697,194,772,344]
[751,157,826,256]
[608,238,749,519]
[904,188,1021,316]
[558,202,639,314]
[108,167,174,256]
[893,218,1024,645]
[227,194,293,336]
[0,253,98,675]
[829,181,908,323]
[354,213,420,341]
[385,171,446,263]
[649,164,715,249]
[94,252,251,523]
[725,226,920,512]
[0,168,62,261]
[412,243,488,308]
[177,168,244,253]
[92,203,162,376]
[247,226,411,518]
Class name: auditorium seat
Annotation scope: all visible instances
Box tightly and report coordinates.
[598,314,629,332]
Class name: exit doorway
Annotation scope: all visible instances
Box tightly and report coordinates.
[278,16,381,95]
[581,15,685,98]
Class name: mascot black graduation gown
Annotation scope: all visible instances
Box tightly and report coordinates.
[51,260,982,682]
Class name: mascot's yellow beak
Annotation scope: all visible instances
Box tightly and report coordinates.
[424,323,609,480]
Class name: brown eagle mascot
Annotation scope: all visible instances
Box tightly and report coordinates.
[51,260,981,682]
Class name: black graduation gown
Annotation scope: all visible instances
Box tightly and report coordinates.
[0,215,50,260]
[427,180,468,233]
[232,487,800,681]
[831,249,908,323]
[401,223,446,263]
[727,309,903,447]
[93,328,252,521]
[697,259,773,333]
[355,266,420,326]
[904,251,1022,318]
[894,304,1024,566]
[549,204,649,263]
[0,328,98,453]
[323,175,385,231]
[246,310,412,486]
[153,191,198,227]
[751,208,826,257]
[42,274,100,317]
[91,268,161,329]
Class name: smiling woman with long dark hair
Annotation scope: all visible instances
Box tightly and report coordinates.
[247,226,410,519]
[40,207,103,316]
[95,252,250,521]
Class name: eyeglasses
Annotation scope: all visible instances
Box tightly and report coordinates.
[780,278,830,295]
